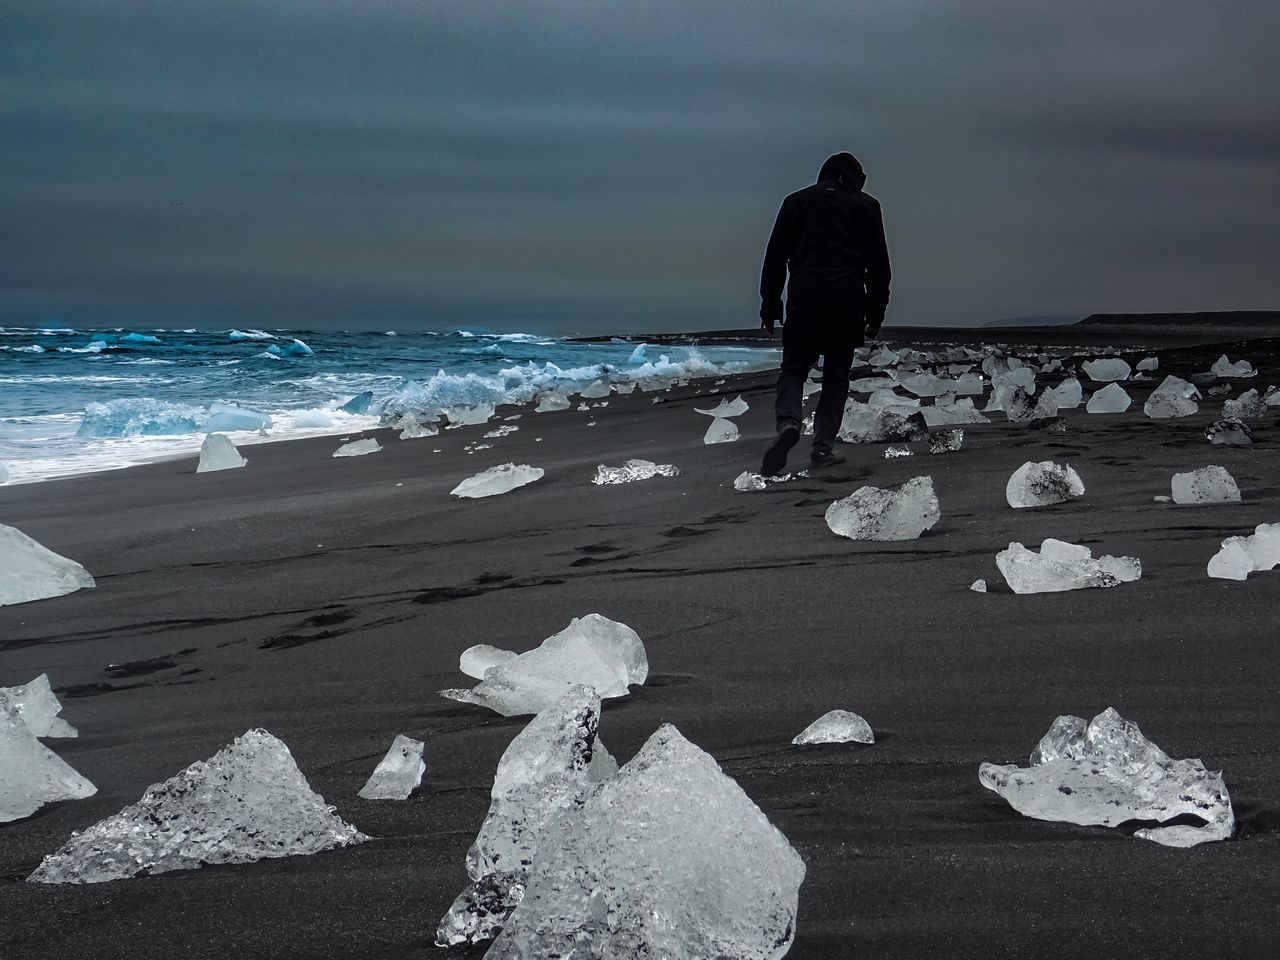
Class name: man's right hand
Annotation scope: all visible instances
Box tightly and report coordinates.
[761,316,776,335]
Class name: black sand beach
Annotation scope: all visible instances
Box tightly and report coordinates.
[3,335,1280,958]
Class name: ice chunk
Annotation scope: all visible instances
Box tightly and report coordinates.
[534,392,571,413]
[28,728,365,883]
[970,579,987,592]
[792,709,874,745]
[0,674,77,737]
[440,614,647,716]
[1081,358,1131,381]
[733,471,767,492]
[0,704,96,823]
[884,446,913,458]
[436,685,616,947]
[1265,385,1280,407]
[205,402,272,432]
[445,403,496,427]
[1005,460,1085,509]
[332,437,381,457]
[922,398,988,426]
[1004,387,1037,422]
[1143,375,1200,418]
[1207,523,1280,580]
[694,395,748,418]
[839,404,929,443]
[282,338,315,357]
[1171,466,1240,505]
[1136,356,1159,371]
[451,463,544,498]
[1222,388,1267,419]
[928,428,963,454]
[979,707,1233,847]
[486,723,805,960]
[996,539,1141,594]
[196,433,247,473]
[395,415,439,439]
[1205,417,1253,446]
[825,476,940,541]
[1049,377,1083,409]
[0,524,95,607]
[703,417,739,444]
[1085,382,1131,413]
[358,735,425,801]
[1210,354,1256,378]
[579,379,611,399]
[460,645,519,679]
[340,391,374,414]
[592,459,680,485]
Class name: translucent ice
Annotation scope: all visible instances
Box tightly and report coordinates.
[593,459,680,485]
[333,438,381,457]
[1222,388,1267,419]
[1205,418,1254,446]
[0,524,95,607]
[922,398,989,426]
[1207,523,1280,580]
[0,703,95,823]
[1265,385,1280,407]
[733,471,767,491]
[534,392,571,413]
[825,476,940,541]
[1049,377,1083,409]
[1210,355,1256,378]
[884,446,913,458]
[979,707,1233,847]
[436,685,616,947]
[0,674,77,737]
[1004,387,1036,423]
[1171,466,1240,505]
[1143,375,1200,418]
[196,433,247,473]
[440,614,648,716]
[484,424,519,439]
[996,539,1141,594]
[1081,358,1131,381]
[486,724,805,960]
[579,379,611,399]
[340,391,375,414]
[451,463,544,498]
[703,417,739,444]
[28,728,366,883]
[1031,390,1059,420]
[695,395,748,418]
[1136,356,1159,371]
[358,735,425,800]
[839,404,929,443]
[792,709,874,745]
[396,415,439,439]
[970,579,987,592]
[1005,461,1085,509]
[1085,382,1131,413]
[928,428,963,454]
[205,402,272,432]
[460,644,520,679]
[445,403,496,426]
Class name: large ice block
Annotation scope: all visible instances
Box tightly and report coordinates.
[979,707,1233,847]
[0,703,96,823]
[486,724,806,960]
[996,539,1141,594]
[792,710,874,745]
[1143,375,1200,418]
[1222,388,1267,419]
[1171,466,1240,505]
[28,728,366,883]
[1210,355,1256,378]
[358,734,425,800]
[1207,523,1280,580]
[1205,418,1254,446]
[436,685,616,947]
[1081,358,1131,382]
[451,463,544,498]
[839,404,930,443]
[0,674,77,737]
[440,615,648,716]
[1005,461,1085,509]
[1085,382,1131,413]
[825,476,940,541]
[0,523,95,607]
[1048,377,1083,409]
[196,433,247,473]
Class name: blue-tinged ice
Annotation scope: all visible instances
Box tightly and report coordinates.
[281,338,315,357]
[205,402,272,432]
[0,523,95,606]
[1,702,96,823]
[340,391,375,414]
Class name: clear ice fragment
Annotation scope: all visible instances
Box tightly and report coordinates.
[0,703,96,823]
[593,459,680,485]
[484,425,519,439]
[970,579,987,592]
[486,724,805,960]
[440,614,647,716]
[1136,356,1159,371]
[1222,388,1267,419]
[792,709,874,745]
[1005,460,1085,509]
[1205,418,1253,446]
[0,674,77,737]
[196,433,247,472]
[1143,375,1200,418]
[534,393,571,413]
[825,476,940,541]
[996,539,1140,594]
[884,446,913,458]
[979,707,1233,847]
[445,403,497,426]
[333,438,381,457]
[451,463,544,498]
[694,395,748,418]
[1207,523,1280,580]
[460,645,519,679]
[928,428,963,454]
[1049,377,1083,409]
[1171,466,1240,505]
[358,734,425,800]
[1081,358,1131,381]
[1210,355,1256,378]
[0,523,95,607]
[1085,382,1131,413]
[703,417,739,444]
[28,728,366,883]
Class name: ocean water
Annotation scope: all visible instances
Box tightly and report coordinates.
[0,326,779,485]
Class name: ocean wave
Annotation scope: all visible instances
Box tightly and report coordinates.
[228,328,277,341]
[1,344,47,353]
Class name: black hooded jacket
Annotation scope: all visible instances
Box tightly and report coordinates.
[760,153,891,341]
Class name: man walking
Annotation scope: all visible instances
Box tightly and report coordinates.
[758,152,891,474]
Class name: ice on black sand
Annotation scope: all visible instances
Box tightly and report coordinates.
[0,674,78,738]
[825,476,940,541]
[980,707,1233,847]
[0,702,96,823]
[996,539,1140,594]
[1207,523,1280,580]
[333,437,382,458]
[593,459,680,485]
[0,523,95,607]
[451,463,544,498]
[358,734,425,801]
[792,709,874,745]
[196,433,247,472]
[1171,465,1240,504]
[1005,461,1084,509]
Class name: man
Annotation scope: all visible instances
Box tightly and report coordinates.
[758,152,891,475]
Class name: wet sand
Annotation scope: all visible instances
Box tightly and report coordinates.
[2,336,1279,959]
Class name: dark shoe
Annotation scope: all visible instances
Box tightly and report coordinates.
[810,449,846,467]
[760,424,801,476]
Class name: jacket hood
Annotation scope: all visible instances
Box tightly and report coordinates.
[816,153,865,190]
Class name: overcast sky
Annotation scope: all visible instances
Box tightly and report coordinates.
[3,1,1278,333]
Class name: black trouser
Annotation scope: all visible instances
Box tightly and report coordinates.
[775,330,856,454]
